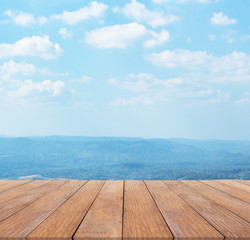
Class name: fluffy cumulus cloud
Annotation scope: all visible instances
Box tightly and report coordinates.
[210,12,237,25]
[111,96,153,106]
[0,36,62,59]
[85,22,170,48]
[146,50,250,83]
[52,1,107,25]
[0,60,36,80]
[113,0,179,28]
[4,10,36,26]
[109,72,230,105]
[152,0,213,3]
[7,79,65,98]
[0,60,65,80]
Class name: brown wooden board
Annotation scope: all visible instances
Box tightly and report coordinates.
[74,180,123,240]
[145,180,223,239]
[164,181,250,239]
[0,180,50,205]
[0,180,31,193]
[0,180,67,222]
[201,180,250,204]
[123,180,173,240]
[0,181,11,186]
[0,180,86,239]
[235,180,250,186]
[183,180,250,222]
[218,180,250,193]
[27,180,105,240]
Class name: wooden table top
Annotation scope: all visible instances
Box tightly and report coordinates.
[0,179,249,239]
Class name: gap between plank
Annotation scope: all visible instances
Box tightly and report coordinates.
[71,180,106,240]
[0,180,69,223]
[162,181,226,240]
[26,180,89,238]
[199,180,250,204]
[196,180,250,223]
[143,180,174,240]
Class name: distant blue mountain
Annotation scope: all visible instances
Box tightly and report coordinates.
[0,136,249,180]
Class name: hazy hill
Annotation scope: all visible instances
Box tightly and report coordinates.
[0,136,249,180]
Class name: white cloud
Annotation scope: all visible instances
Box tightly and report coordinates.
[0,60,36,77]
[52,1,108,25]
[58,28,72,39]
[4,10,36,26]
[111,96,153,106]
[146,49,210,68]
[0,35,63,59]
[38,16,48,25]
[210,12,237,25]
[109,72,228,105]
[85,22,147,48]
[7,79,65,98]
[113,0,179,28]
[0,60,66,80]
[109,71,235,106]
[85,22,170,48]
[146,50,250,83]
[153,0,213,3]
[110,73,188,93]
[144,29,170,48]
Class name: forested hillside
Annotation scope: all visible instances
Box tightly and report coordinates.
[0,136,249,180]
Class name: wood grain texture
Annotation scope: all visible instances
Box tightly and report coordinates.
[123,180,173,240]
[164,180,250,239]
[27,180,105,240]
[74,180,123,240]
[0,180,86,239]
[0,180,50,205]
[0,181,11,186]
[0,180,67,222]
[0,180,31,193]
[0,180,249,239]
[218,180,250,193]
[201,180,250,204]
[145,180,223,240]
[235,180,250,186]
[183,180,250,222]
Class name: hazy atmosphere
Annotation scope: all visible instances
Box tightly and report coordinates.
[0,0,249,139]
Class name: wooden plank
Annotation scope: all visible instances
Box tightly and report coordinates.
[235,180,250,186]
[123,180,172,240]
[0,180,86,239]
[27,180,105,240]
[0,180,67,222]
[0,180,50,205]
[0,180,31,193]
[74,180,123,240]
[201,180,250,203]
[0,181,11,186]
[183,180,250,222]
[164,181,250,239]
[218,180,250,193]
[145,180,223,239]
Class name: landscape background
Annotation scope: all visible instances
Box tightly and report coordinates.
[0,136,249,180]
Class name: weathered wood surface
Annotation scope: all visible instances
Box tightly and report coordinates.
[0,180,248,239]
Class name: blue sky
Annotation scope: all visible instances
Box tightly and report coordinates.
[0,0,249,139]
